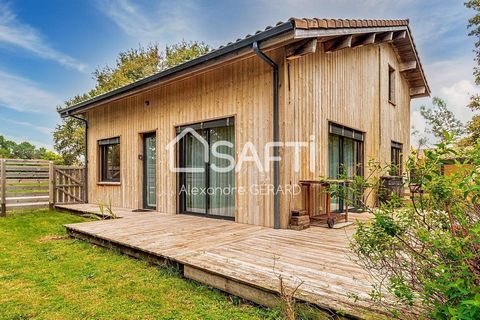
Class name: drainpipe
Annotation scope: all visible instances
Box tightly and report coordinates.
[69,114,88,203]
[253,41,280,229]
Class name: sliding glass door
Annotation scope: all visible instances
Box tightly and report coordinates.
[328,123,364,212]
[179,118,235,219]
[208,126,235,217]
[182,131,207,214]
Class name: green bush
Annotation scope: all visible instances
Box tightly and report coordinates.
[349,137,480,319]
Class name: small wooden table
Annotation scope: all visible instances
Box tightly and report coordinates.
[298,179,350,228]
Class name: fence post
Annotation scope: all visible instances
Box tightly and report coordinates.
[1,159,6,216]
[49,161,55,210]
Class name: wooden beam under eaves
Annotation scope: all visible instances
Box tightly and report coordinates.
[399,61,417,72]
[410,86,426,96]
[393,30,407,41]
[375,31,394,43]
[351,33,376,48]
[286,39,317,60]
[324,35,353,53]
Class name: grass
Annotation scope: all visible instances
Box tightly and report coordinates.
[0,209,281,320]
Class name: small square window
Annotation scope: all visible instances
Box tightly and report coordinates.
[388,65,396,104]
[99,137,120,182]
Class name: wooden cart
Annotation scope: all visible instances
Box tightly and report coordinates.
[298,179,350,228]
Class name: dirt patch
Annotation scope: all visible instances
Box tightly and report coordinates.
[37,235,69,242]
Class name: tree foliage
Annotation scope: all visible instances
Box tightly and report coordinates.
[53,117,85,165]
[54,41,211,164]
[419,97,465,143]
[163,40,211,69]
[347,135,480,319]
[464,0,480,145]
[0,135,63,163]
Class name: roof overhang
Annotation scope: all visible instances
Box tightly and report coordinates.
[59,21,296,117]
[291,19,430,98]
[59,18,430,118]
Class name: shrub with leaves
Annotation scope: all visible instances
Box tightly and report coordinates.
[348,136,480,319]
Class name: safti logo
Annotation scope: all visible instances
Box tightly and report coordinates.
[165,128,210,173]
[166,128,317,173]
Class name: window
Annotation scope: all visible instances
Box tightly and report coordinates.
[388,65,396,104]
[99,137,120,182]
[328,123,364,212]
[178,117,235,219]
[391,141,403,176]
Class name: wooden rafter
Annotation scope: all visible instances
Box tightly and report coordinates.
[324,35,353,53]
[393,30,407,41]
[399,61,417,72]
[376,31,394,43]
[410,86,426,96]
[351,33,376,48]
[286,39,317,60]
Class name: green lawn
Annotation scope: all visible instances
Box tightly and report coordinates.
[0,209,280,320]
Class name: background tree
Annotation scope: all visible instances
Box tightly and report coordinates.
[53,116,85,165]
[419,97,465,143]
[0,136,14,158]
[0,135,63,163]
[464,0,480,145]
[163,40,211,69]
[54,41,210,164]
[11,142,37,159]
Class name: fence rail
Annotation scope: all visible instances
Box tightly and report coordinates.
[0,159,85,216]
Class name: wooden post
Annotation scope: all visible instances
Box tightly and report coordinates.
[344,182,349,223]
[49,161,55,210]
[1,159,6,216]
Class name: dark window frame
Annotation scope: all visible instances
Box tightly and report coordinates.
[391,141,403,176]
[177,117,235,220]
[328,122,365,212]
[143,132,157,210]
[98,137,121,183]
[388,64,396,105]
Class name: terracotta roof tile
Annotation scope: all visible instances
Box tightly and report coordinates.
[290,18,409,30]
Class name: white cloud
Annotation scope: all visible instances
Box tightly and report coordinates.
[0,2,87,72]
[440,79,480,123]
[96,0,203,44]
[413,55,478,122]
[0,70,62,113]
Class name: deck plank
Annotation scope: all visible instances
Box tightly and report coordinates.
[62,203,388,318]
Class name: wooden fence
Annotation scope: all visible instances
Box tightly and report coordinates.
[0,159,85,216]
[53,166,85,205]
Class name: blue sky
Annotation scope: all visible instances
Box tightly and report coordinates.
[0,0,477,149]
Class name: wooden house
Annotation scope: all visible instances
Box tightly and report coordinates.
[59,18,430,229]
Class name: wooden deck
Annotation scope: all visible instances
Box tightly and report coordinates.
[58,204,383,319]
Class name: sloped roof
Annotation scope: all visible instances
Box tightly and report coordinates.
[59,18,429,117]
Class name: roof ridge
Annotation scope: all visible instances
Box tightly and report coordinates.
[289,17,410,29]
